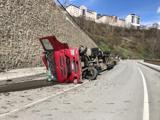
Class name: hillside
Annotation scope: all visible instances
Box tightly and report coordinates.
[74,17,160,59]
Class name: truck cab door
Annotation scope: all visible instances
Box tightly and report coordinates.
[39,38,57,81]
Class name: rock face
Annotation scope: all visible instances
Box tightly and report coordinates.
[0,0,96,71]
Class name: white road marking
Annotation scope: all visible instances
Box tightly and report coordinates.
[0,81,88,118]
[138,68,149,120]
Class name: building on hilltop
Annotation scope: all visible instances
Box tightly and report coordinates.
[96,15,126,27]
[66,4,140,29]
[142,23,160,30]
[66,4,97,21]
[117,19,126,27]
[140,25,148,30]
[96,15,117,24]
[152,23,160,29]
[125,14,140,29]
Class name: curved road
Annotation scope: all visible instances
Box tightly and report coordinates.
[1,60,160,120]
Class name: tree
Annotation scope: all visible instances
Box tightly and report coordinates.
[64,0,69,7]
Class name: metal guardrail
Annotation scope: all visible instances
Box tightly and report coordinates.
[139,62,160,72]
[144,59,160,65]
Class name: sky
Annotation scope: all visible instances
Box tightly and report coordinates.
[59,0,160,25]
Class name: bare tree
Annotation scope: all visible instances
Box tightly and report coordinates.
[64,0,69,7]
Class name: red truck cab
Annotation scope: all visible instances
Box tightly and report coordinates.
[39,36,81,83]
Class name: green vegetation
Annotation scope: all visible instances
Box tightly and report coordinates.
[75,17,160,59]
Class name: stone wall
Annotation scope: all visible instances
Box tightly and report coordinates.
[0,0,97,71]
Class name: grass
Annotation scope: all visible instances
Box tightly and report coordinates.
[74,17,160,59]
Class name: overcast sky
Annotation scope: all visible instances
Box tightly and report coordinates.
[59,0,160,25]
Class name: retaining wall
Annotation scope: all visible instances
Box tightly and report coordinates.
[0,0,96,71]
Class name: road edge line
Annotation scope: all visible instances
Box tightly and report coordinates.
[138,68,149,120]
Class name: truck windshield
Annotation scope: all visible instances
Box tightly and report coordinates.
[41,39,53,51]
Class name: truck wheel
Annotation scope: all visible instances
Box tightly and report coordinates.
[107,64,113,70]
[85,67,98,80]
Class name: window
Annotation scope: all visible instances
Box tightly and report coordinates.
[41,39,53,51]
[82,9,85,16]
[137,17,140,24]
[131,16,134,23]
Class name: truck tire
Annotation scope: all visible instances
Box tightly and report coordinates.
[85,67,98,80]
[107,64,114,70]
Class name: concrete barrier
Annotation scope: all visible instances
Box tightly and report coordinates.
[0,73,58,93]
[0,67,46,81]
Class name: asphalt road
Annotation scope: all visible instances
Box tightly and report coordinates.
[1,60,160,120]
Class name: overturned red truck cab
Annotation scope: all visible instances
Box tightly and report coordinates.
[39,36,81,83]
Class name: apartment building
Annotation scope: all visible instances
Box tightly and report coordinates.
[66,4,97,21]
[125,14,140,28]
[95,15,126,27]
[152,23,160,29]
[117,19,126,27]
[66,5,140,28]
[141,23,160,30]
[96,15,117,24]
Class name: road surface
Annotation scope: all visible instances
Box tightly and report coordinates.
[0,60,160,120]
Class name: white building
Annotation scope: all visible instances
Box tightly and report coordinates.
[125,14,140,28]
[66,5,97,21]
[96,15,126,27]
[152,23,160,29]
[96,15,117,24]
[66,4,141,29]
[143,23,160,30]
[117,19,126,27]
